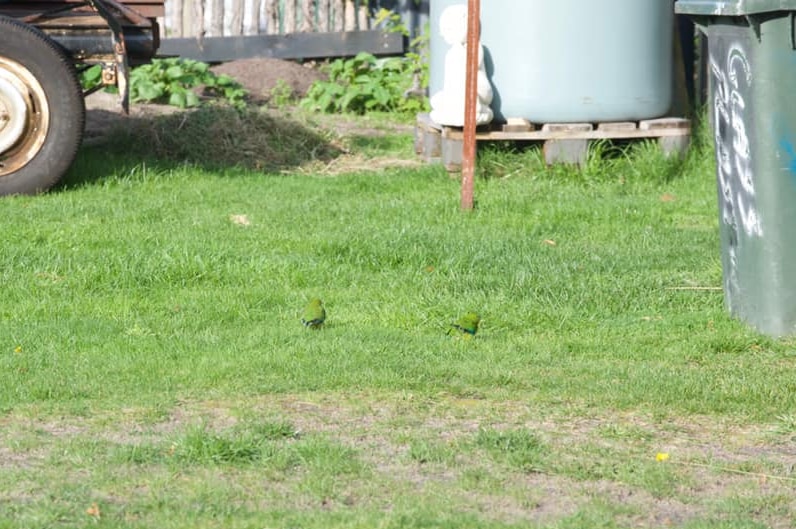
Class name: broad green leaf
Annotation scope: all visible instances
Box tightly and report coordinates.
[165,66,185,80]
[168,90,188,108]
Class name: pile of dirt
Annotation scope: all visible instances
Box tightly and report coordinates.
[84,58,329,143]
[209,57,327,103]
[82,58,416,174]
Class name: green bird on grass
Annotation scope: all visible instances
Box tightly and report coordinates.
[301,298,326,329]
[448,311,480,338]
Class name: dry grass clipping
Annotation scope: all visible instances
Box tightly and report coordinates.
[103,106,344,172]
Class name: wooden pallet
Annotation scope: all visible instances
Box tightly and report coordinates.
[415,113,691,171]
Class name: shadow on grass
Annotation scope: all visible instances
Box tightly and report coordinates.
[342,134,413,154]
[61,105,344,188]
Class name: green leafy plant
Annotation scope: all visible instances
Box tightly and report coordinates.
[374,7,411,36]
[300,51,427,116]
[79,64,104,91]
[300,9,429,116]
[375,7,431,95]
[269,79,295,108]
[129,58,248,110]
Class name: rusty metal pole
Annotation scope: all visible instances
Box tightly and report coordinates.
[460,0,480,211]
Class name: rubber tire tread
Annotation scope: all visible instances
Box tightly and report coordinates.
[0,16,85,195]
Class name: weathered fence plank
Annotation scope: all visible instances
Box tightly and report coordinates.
[247,0,261,34]
[228,0,244,35]
[171,0,183,37]
[317,0,329,32]
[284,0,296,33]
[332,0,343,33]
[193,1,204,38]
[208,0,224,36]
[301,0,313,32]
[358,2,368,30]
[344,0,355,30]
[265,0,278,34]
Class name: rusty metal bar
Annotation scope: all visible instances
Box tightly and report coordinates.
[460,0,479,211]
[86,0,130,112]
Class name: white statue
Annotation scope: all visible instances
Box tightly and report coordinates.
[430,4,494,127]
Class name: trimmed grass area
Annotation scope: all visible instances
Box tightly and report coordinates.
[1,107,795,528]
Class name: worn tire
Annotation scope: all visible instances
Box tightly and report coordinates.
[0,16,85,195]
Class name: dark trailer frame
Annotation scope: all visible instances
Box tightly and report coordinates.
[0,0,163,194]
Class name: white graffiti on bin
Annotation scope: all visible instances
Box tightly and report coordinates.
[711,43,763,239]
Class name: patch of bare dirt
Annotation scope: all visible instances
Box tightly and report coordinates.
[209,57,327,103]
[8,394,796,527]
[153,395,796,526]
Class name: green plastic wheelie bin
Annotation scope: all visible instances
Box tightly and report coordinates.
[677,0,796,336]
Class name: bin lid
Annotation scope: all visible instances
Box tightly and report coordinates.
[676,0,796,15]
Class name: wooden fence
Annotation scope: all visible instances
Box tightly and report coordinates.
[166,0,424,38]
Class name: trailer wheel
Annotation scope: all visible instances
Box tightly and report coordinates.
[0,16,85,195]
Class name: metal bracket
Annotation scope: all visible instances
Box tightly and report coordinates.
[86,0,130,114]
[100,63,117,85]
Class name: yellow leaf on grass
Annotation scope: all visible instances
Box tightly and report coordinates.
[655,452,670,462]
[86,503,101,518]
[229,214,251,226]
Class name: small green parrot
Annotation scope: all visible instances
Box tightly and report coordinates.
[448,311,480,337]
[301,298,326,329]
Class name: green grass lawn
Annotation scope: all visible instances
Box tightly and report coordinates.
[1,107,794,528]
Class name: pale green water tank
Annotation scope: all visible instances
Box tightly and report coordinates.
[429,0,674,123]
